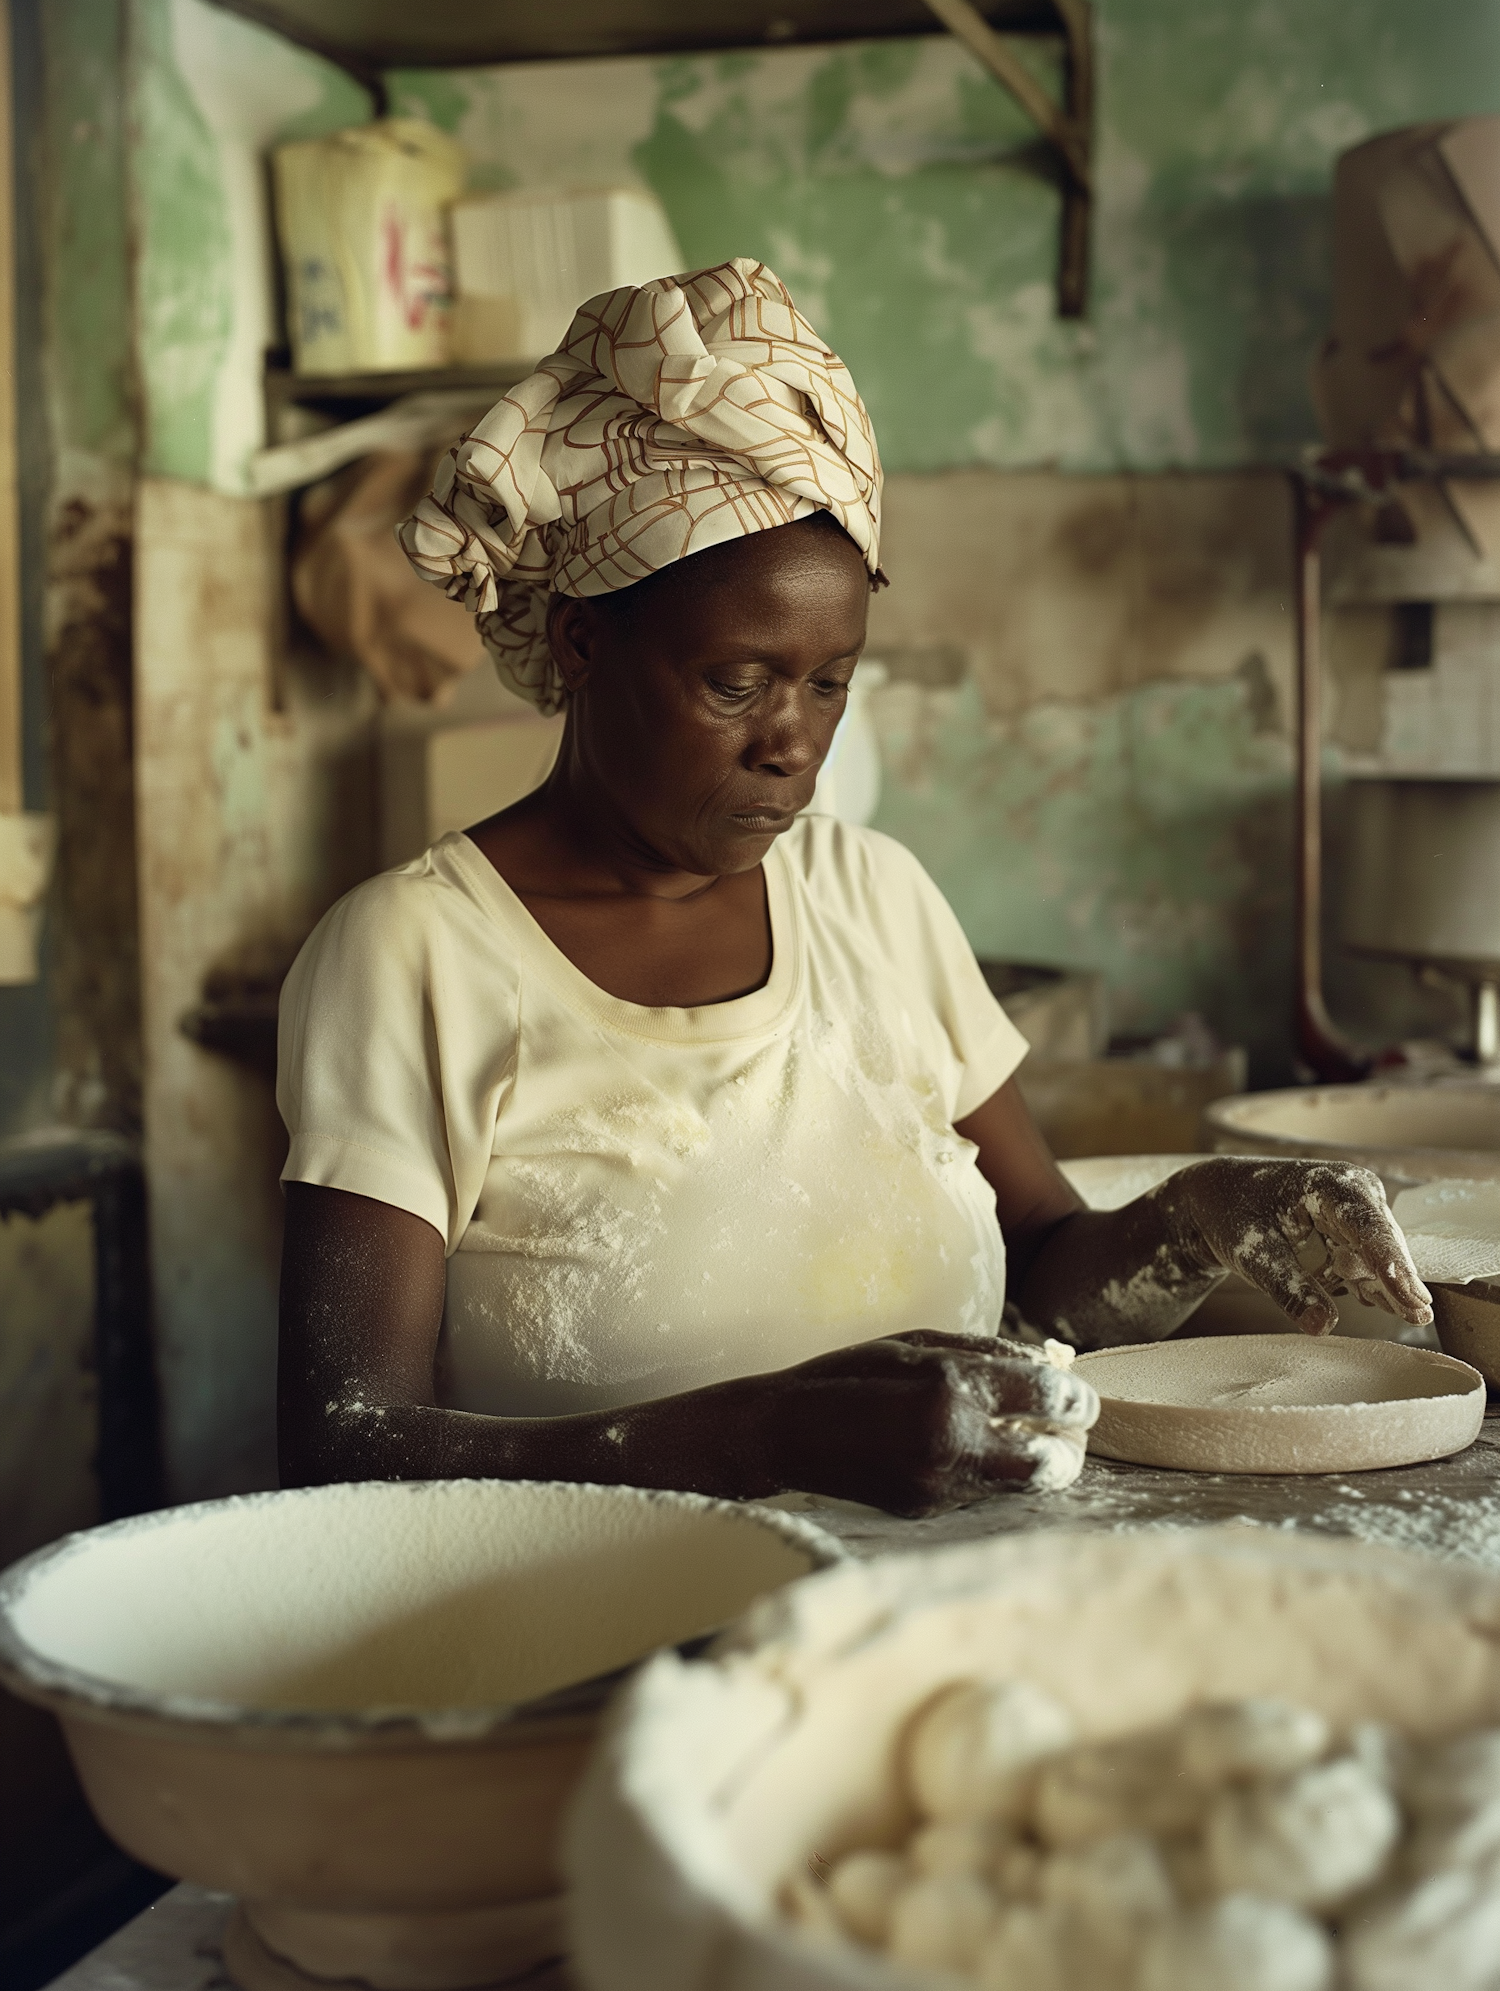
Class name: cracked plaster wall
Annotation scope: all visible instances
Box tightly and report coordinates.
[389,11,1500,1074]
[12,0,1492,1510]
[15,0,379,1501]
[126,3,378,1497]
[391,5,1500,478]
[864,470,1299,1072]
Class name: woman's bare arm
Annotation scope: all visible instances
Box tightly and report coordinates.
[957,1079,1433,1346]
[277,1182,1095,1515]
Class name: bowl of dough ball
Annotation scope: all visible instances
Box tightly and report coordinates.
[567,1528,1500,1991]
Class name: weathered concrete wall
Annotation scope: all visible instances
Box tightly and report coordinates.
[121,3,377,1494]
[392,3,1500,476]
[390,10,1500,1072]
[44,0,141,1133]
[0,1201,97,1564]
[0,0,140,1140]
[0,1197,103,1937]
[867,470,1297,1074]
[0,7,141,1939]
[131,0,369,492]
[133,479,378,1497]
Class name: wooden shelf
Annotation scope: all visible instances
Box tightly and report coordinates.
[206,0,1067,75]
[244,0,1093,320]
[265,360,532,415]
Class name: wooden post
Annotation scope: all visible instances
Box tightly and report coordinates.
[922,0,1093,318]
[1054,0,1093,318]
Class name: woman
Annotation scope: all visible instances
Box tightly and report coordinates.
[277,261,1431,1517]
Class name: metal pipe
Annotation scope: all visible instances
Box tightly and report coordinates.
[1292,474,1370,1082]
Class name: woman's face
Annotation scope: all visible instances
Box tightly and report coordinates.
[546,517,871,877]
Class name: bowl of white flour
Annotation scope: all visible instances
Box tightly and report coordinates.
[0,1479,838,1991]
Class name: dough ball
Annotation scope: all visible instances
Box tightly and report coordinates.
[1408,1795,1500,1877]
[1158,1832,1215,1907]
[1344,1866,1500,1991]
[887,1870,998,1973]
[1206,1757,1401,1909]
[994,1838,1047,1902]
[1403,1730,1500,1874]
[1178,1698,1330,1785]
[910,1818,1010,1877]
[825,1849,908,1946]
[1040,1831,1176,1924]
[975,1903,1070,1991]
[1349,1720,1411,1793]
[1138,1894,1334,1991]
[1039,1834,1177,1991]
[1034,1732,1204,1848]
[781,1869,844,1940]
[1404,1728,1500,1819]
[907,1679,1075,1824]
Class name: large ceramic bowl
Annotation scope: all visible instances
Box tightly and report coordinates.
[1431,1278,1500,1388]
[1390,1179,1500,1389]
[1205,1083,1500,1194]
[566,1529,1500,1991]
[0,1479,838,1991]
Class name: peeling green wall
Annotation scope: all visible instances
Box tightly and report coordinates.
[387,6,1500,1074]
[874,668,1295,1065]
[100,2,1500,1082]
[0,0,138,1142]
[119,2,1500,490]
[130,0,369,489]
[47,0,135,482]
[393,2,1500,475]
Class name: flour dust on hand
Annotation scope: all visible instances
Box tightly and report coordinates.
[1152,1157,1434,1338]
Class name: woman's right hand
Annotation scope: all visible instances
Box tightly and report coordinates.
[757,1331,1099,1517]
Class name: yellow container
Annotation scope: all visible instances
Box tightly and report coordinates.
[273,119,465,375]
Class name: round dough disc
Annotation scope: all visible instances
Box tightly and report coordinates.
[1075,1334,1484,1474]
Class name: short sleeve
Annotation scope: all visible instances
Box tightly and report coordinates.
[833,824,1030,1121]
[276,872,516,1250]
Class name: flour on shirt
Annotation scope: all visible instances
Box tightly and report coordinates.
[280,815,1030,1418]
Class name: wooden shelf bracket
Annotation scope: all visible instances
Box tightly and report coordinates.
[921,0,1093,316]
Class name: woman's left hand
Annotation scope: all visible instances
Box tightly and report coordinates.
[1165,1156,1433,1337]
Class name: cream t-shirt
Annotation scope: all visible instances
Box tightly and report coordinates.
[278,816,1028,1418]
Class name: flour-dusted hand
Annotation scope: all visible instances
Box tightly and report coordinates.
[1162,1158,1433,1337]
[1002,1139,1433,1352]
[768,1331,1100,1517]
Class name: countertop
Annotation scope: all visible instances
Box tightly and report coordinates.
[776,1409,1500,1567]
[46,1415,1500,1991]
[43,1890,573,1991]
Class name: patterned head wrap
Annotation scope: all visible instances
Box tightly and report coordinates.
[396,258,883,713]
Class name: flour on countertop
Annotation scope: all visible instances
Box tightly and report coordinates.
[771,1422,1500,1567]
